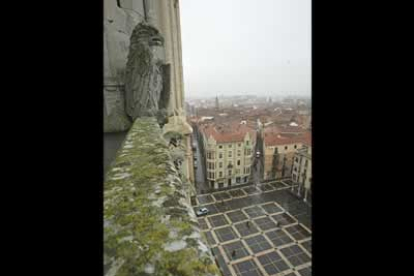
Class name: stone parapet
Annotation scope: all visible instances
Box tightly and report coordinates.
[104,117,219,276]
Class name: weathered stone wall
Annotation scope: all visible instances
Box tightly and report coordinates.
[104,117,219,276]
[104,0,187,133]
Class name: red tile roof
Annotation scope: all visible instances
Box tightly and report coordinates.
[264,131,311,147]
[200,122,256,143]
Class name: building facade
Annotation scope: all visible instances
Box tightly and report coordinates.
[200,122,256,189]
[292,145,312,203]
[104,0,194,186]
[261,126,311,181]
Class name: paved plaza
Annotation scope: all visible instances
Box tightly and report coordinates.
[193,179,311,276]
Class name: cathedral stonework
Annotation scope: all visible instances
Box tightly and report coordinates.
[125,22,170,125]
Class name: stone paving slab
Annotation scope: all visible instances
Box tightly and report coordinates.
[208,214,230,228]
[226,210,249,223]
[229,189,246,198]
[243,206,266,219]
[203,231,217,246]
[284,225,311,241]
[195,186,311,228]
[223,240,250,261]
[280,245,311,267]
[260,203,283,214]
[211,247,232,276]
[270,182,288,189]
[198,218,209,230]
[254,217,278,231]
[234,221,260,237]
[297,266,311,276]
[258,183,275,192]
[300,240,311,254]
[198,194,214,205]
[282,179,294,186]
[265,229,294,248]
[214,226,239,242]
[232,259,264,276]
[257,251,290,275]
[243,186,261,195]
[193,181,311,276]
[213,191,232,201]
[244,235,273,254]
[271,213,297,226]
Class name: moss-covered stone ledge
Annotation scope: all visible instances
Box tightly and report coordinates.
[104,117,219,276]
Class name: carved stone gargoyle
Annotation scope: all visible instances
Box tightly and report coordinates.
[125,22,170,126]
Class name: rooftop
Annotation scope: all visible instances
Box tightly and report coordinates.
[200,121,257,144]
[264,131,311,147]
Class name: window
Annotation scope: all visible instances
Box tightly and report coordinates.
[274,147,278,154]
[219,153,223,159]
[295,157,299,162]
[285,146,288,150]
[219,171,223,177]
[219,162,223,168]
[238,143,241,147]
[237,150,241,156]
[246,141,250,145]
[117,0,121,8]
[237,160,241,166]
[228,144,232,148]
[294,144,297,149]
[228,170,232,175]
[219,145,223,149]
[236,169,240,174]
[228,151,232,157]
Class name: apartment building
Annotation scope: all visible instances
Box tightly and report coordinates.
[262,126,311,180]
[292,145,312,203]
[199,122,256,189]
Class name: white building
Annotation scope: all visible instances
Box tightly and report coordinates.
[292,145,312,203]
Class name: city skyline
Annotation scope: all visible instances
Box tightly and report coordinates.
[180,0,311,98]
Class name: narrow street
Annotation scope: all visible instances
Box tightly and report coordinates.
[192,130,210,193]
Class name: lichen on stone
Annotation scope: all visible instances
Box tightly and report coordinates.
[104,118,219,276]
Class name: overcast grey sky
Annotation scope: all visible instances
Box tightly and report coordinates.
[180,0,311,98]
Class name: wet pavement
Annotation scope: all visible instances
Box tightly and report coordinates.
[192,131,211,193]
[193,179,311,276]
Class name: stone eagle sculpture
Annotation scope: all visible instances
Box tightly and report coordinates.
[125,22,170,125]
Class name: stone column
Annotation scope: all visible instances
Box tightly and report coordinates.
[159,0,194,187]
